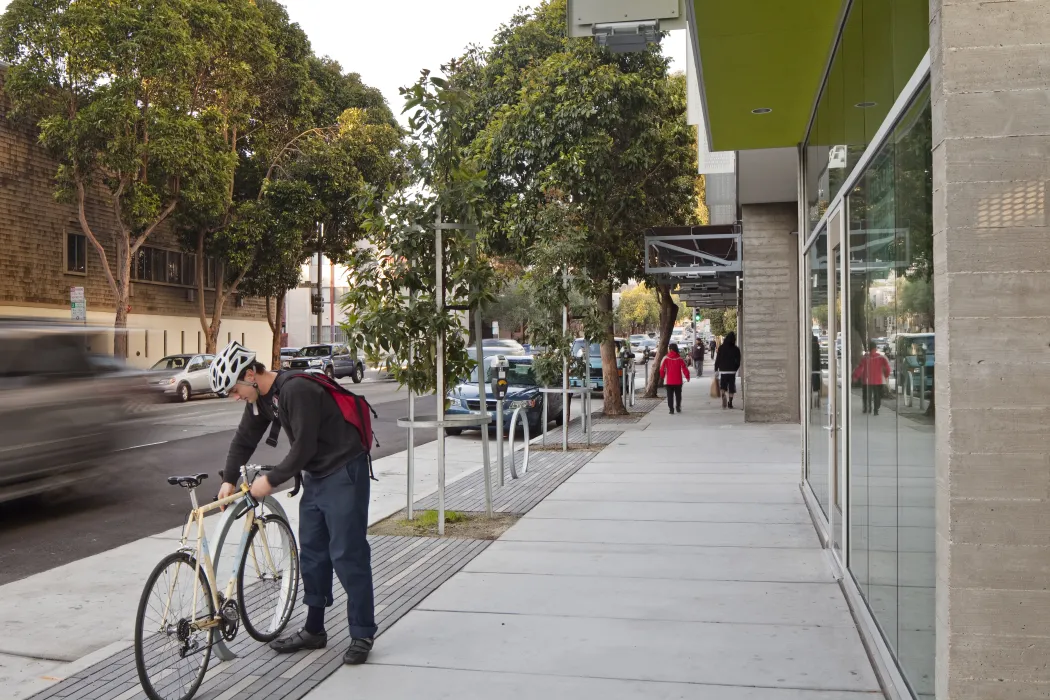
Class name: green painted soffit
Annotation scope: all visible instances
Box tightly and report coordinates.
[693,0,842,151]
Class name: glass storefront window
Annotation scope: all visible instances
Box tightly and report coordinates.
[805,228,829,518]
[804,0,930,234]
[844,85,934,698]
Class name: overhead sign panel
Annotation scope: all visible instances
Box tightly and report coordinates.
[567,0,686,37]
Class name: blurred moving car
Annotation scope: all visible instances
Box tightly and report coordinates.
[0,324,142,503]
[284,343,365,383]
[148,353,217,402]
[445,354,566,436]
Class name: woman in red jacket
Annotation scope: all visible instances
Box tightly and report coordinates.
[853,341,892,416]
[660,343,691,414]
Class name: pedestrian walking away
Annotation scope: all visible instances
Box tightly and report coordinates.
[691,341,705,376]
[210,341,378,666]
[714,331,742,409]
[853,340,892,416]
[660,342,690,414]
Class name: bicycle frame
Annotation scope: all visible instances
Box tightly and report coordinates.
[164,478,279,636]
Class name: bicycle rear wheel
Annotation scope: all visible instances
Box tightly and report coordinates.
[237,514,299,642]
[135,552,215,700]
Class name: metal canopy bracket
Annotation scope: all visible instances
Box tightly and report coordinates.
[644,226,742,309]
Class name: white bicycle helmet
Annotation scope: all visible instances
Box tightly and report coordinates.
[210,341,257,394]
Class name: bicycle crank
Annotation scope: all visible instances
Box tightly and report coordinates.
[220,600,240,641]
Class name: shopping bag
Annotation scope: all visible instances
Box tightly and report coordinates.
[710,375,721,399]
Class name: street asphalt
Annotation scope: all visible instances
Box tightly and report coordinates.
[0,374,438,585]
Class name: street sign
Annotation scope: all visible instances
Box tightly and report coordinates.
[70,286,86,322]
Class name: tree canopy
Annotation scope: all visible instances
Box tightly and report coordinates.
[453,0,697,413]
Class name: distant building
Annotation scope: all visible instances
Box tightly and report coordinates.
[0,72,270,367]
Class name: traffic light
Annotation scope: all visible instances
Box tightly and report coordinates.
[311,294,324,314]
[694,311,702,323]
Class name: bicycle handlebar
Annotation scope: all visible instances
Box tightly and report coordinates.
[216,465,302,499]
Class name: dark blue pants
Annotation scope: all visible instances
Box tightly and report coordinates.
[299,454,377,639]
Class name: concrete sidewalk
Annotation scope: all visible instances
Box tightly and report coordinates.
[311,379,884,699]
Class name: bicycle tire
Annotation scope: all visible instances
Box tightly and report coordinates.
[134,551,214,700]
[236,514,299,642]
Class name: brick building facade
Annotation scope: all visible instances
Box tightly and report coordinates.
[0,77,271,368]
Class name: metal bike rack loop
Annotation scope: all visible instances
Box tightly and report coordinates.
[507,406,531,478]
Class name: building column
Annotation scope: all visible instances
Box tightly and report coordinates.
[932,2,1050,698]
[740,203,799,423]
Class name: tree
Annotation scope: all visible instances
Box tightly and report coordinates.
[1,0,272,356]
[615,284,660,334]
[341,67,496,399]
[177,1,402,354]
[460,0,697,415]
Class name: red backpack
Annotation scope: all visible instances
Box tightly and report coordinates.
[265,371,379,479]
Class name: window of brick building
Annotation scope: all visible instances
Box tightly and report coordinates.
[66,233,87,275]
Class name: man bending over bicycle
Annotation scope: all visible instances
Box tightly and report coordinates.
[211,341,376,665]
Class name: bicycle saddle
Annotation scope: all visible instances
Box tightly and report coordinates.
[167,473,208,488]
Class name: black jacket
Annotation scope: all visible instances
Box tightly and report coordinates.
[714,344,741,373]
[223,371,364,487]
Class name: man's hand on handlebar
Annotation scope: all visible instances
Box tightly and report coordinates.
[250,475,274,501]
[217,481,237,510]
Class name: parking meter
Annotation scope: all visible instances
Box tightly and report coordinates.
[491,355,509,400]
[491,355,509,484]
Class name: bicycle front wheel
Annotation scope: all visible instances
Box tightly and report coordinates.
[134,552,215,700]
[237,514,299,642]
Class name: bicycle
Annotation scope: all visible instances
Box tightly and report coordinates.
[134,465,301,700]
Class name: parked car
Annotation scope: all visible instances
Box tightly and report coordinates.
[445,354,566,436]
[148,353,218,402]
[0,324,135,503]
[629,334,647,355]
[280,347,300,361]
[482,338,525,354]
[894,333,934,406]
[569,338,632,391]
[284,343,365,383]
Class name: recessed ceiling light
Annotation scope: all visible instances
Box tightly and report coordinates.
[855,101,877,108]
[751,107,772,115]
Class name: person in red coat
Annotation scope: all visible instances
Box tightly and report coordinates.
[853,341,892,416]
[660,343,691,414]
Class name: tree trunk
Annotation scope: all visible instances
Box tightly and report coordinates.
[112,237,132,358]
[268,291,285,369]
[643,284,678,398]
[597,288,627,416]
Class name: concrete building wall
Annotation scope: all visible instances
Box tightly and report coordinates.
[740,203,800,423]
[931,2,1050,698]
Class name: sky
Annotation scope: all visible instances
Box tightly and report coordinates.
[0,0,685,125]
[279,0,686,124]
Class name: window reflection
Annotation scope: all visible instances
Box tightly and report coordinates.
[804,0,930,235]
[845,86,934,699]
[805,229,829,517]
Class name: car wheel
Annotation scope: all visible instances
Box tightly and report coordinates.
[324,365,335,379]
[351,363,364,384]
[445,428,463,436]
[177,382,191,403]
